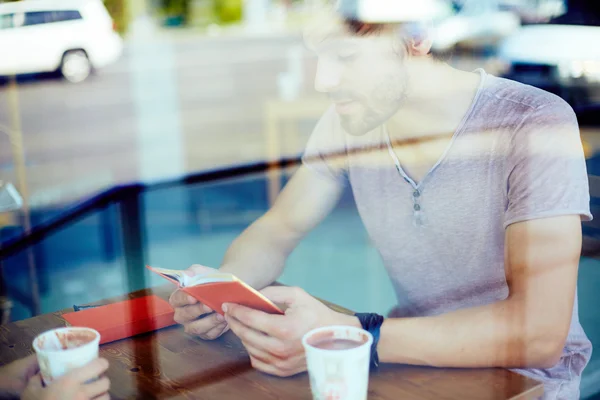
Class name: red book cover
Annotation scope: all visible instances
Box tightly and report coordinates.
[62,295,176,344]
[146,265,284,316]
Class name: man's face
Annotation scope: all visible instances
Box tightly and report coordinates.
[305,19,409,136]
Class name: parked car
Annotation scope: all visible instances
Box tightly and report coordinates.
[497,2,600,107]
[0,0,123,83]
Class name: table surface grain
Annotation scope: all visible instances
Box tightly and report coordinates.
[0,285,544,400]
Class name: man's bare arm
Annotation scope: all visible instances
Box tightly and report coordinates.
[375,215,580,368]
[219,166,345,289]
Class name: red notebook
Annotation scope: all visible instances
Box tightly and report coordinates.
[146,265,284,315]
[62,295,176,345]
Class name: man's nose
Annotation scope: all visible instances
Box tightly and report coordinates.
[314,59,343,93]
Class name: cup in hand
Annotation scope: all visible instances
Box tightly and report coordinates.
[32,327,101,385]
[302,325,373,400]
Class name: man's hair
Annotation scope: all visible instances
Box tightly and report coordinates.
[342,18,452,62]
[344,19,385,35]
[313,2,453,62]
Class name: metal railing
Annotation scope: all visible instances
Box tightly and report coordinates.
[0,157,301,317]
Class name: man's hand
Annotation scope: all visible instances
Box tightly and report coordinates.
[21,358,110,400]
[169,264,229,340]
[0,354,39,398]
[223,286,359,377]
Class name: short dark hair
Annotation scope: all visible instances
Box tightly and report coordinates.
[343,19,384,35]
[342,18,453,63]
[430,47,454,63]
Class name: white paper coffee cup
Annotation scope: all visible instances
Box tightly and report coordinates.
[32,327,100,385]
[302,325,373,400]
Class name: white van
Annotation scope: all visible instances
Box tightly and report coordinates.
[0,0,123,83]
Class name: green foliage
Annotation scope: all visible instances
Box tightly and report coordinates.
[213,0,242,24]
[161,0,190,20]
[157,0,244,27]
[103,0,129,34]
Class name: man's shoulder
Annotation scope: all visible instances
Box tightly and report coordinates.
[482,74,575,119]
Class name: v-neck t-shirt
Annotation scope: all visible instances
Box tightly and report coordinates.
[301,69,593,399]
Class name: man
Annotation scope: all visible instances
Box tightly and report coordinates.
[170,6,592,399]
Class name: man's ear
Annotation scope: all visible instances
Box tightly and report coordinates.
[407,34,433,57]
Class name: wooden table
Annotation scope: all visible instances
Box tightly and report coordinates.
[0,286,544,400]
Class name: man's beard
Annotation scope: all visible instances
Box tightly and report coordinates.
[339,77,408,136]
[339,108,385,136]
[340,86,408,136]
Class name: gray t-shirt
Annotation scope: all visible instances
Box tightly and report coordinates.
[302,70,593,399]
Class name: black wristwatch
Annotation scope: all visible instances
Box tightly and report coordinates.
[354,312,385,369]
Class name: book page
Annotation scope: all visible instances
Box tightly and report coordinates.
[186,272,236,287]
[148,266,188,286]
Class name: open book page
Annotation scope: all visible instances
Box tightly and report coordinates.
[186,272,236,287]
[147,266,189,286]
[147,266,237,288]
[147,265,283,314]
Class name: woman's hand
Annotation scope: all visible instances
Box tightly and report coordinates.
[0,354,39,398]
[21,358,110,400]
